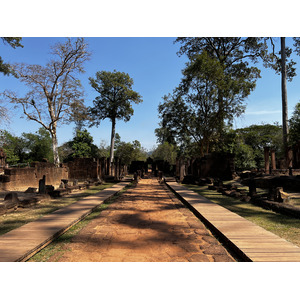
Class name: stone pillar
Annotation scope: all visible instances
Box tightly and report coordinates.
[176,158,180,177]
[248,179,257,197]
[180,158,185,182]
[106,157,110,175]
[270,149,276,171]
[38,175,46,194]
[114,157,119,180]
[287,147,293,169]
[264,147,270,175]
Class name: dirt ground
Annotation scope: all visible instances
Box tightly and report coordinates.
[54,177,235,262]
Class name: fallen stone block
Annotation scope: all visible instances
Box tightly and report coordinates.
[25,187,37,193]
[4,192,19,209]
[240,195,251,202]
[18,194,51,207]
[0,204,7,215]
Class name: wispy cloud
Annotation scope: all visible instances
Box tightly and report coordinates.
[246,110,281,115]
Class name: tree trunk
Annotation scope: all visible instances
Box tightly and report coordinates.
[51,125,60,167]
[109,117,116,175]
[281,37,289,155]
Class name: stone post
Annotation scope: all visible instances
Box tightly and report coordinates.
[114,157,119,180]
[248,179,257,197]
[176,158,180,177]
[106,157,110,176]
[38,175,46,194]
[270,149,276,171]
[179,158,185,182]
[287,147,293,169]
[264,147,270,175]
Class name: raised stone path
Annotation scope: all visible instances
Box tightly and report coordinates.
[2,176,300,262]
[48,177,235,262]
[0,180,130,262]
[166,180,300,262]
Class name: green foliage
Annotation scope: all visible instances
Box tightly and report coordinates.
[115,137,147,165]
[234,139,257,170]
[263,37,297,82]
[0,37,23,76]
[0,130,25,164]
[58,142,74,163]
[22,127,53,163]
[289,102,300,146]
[98,140,110,158]
[175,38,263,128]
[89,70,143,125]
[151,142,177,164]
[157,39,263,156]
[233,124,282,169]
[68,129,99,159]
[0,127,53,165]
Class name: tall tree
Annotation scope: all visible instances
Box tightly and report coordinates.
[175,37,266,136]
[89,70,142,174]
[281,37,289,153]
[2,38,91,166]
[263,37,297,164]
[157,48,259,157]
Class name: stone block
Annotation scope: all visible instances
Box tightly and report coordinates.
[4,192,19,209]
[24,187,37,193]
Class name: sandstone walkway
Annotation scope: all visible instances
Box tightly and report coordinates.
[54,178,235,262]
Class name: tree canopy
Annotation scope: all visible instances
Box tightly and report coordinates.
[68,129,99,159]
[174,38,263,135]
[0,37,23,76]
[232,124,282,169]
[151,142,177,165]
[0,127,53,165]
[289,102,300,146]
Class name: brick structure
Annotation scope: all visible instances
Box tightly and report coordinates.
[67,158,100,181]
[0,157,127,191]
[176,153,235,182]
[0,148,6,171]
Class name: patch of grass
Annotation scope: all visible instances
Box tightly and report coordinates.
[28,182,133,262]
[0,182,115,236]
[183,184,300,247]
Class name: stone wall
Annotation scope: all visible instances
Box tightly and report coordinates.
[176,153,235,182]
[67,158,100,181]
[0,157,127,191]
[0,162,68,191]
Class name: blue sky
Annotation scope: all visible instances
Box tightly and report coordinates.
[0,37,188,150]
[1,37,300,151]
